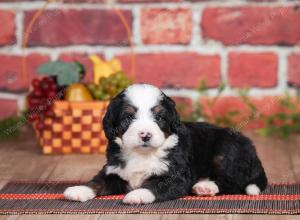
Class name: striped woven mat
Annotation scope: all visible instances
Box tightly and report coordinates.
[0,181,299,215]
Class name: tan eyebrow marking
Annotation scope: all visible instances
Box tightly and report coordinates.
[152,105,163,114]
[124,105,137,113]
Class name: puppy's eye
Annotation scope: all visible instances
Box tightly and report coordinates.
[128,115,134,120]
[156,115,164,122]
[122,114,134,121]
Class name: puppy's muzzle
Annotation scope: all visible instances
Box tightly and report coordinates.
[139,132,152,146]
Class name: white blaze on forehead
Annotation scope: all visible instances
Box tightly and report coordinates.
[121,84,166,150]
[124,84,162,111]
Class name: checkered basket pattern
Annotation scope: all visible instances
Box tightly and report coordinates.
[34,101,109,154]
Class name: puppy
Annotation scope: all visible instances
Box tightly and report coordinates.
[64,84,267,205]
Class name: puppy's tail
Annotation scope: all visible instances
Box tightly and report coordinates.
[245,171,268,195]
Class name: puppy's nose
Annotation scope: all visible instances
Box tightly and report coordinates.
[139,132,152,142]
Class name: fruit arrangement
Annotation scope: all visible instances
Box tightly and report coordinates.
[27,76,60,131]
[87,55,132,100]
[88,72,132,100]
[90,55,122,84]
[27,56,132,134]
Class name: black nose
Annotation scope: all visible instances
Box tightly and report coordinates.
[139,132,152,142]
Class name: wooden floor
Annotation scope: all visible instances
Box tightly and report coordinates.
[0,128,299,220]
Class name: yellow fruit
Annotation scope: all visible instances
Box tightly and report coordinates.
[89,55,122,85]
[65,83,93,102]
[107,58,122,72]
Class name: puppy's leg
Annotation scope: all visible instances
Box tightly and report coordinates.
[209,153,267,195]
[122,173,190,205]
[245,171,268,195]
[64,166,128,202]
[123,188,156,205]
[64,185,96,202]
[192,178,219,196]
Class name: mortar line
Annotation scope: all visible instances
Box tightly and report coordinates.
[0,1,299,10]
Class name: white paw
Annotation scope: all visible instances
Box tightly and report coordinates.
[192,180,219,196]
[245,184,261,195]
[123,188,155,205]
[64,185,96,202]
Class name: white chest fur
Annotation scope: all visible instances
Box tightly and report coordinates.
[106,151,169,189]
[106,134,178,189]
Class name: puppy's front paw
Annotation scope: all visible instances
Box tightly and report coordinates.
[123,188,155,205]
[192,180,219,196]
[64,185,96,202]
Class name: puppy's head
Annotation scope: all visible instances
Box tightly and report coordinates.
[103,84,180,150]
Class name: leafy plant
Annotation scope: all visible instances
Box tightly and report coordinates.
[182,80,241,127]
[0,115,24,140]
[38,61,85,86]
[258,90,300,138]
[237,88,258,120]
[177,79,300,138]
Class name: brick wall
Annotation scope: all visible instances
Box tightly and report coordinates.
[0,0,300,119]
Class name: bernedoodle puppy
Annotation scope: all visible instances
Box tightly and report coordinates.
[64,84,267,205]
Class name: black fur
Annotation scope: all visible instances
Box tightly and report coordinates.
[86,88,268,202]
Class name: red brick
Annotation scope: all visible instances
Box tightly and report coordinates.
[58,53,104,83]
[63,0,180,2]
[24,9,132,46]
[0,99,18,120]
[249,0,276,1]
[141,8,192,44]
[202,7,300,45]
[228,52,278,88]
[0,10,16,46]
[117,53,221,88]
[120,0,180,2]
[0,0,44,1]
[0,54,50,92]
[288,53,300,87]
[62,0,105,2]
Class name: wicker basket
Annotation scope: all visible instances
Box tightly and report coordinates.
[34,101,109,154]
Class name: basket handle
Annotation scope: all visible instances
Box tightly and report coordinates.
[21,0,136,87]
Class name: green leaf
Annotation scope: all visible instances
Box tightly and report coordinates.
[217,81,226,94]
[290,113,300,122]
[75,61,86,75]
[257,128,270,137]
[237,88,250,98]
[227,111,240,117]
[38,61,80,76]
[266,115,274,123]
[38,61,82,86]
[272,112,287,121]
[57,71,80,86]
[0,116,24,140]
[198,79,207,93]
[296,89,300,100]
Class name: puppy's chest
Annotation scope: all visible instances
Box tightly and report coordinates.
[106,154,169,189]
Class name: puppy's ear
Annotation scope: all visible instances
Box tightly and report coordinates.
[103,93,124,140]
[162,94,182,133]
[165,96,176,108]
